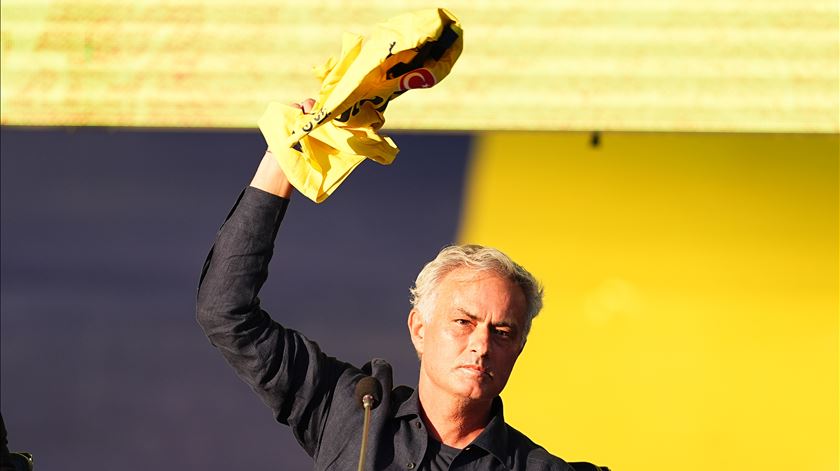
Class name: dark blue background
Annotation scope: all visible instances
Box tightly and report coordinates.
[1,127,471,470]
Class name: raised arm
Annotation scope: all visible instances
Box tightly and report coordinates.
[196,98,351,456]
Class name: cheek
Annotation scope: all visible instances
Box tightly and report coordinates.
[426,324,459,353]
[439,322,467,341]
[493,345,521,370]
[427,327,469,364]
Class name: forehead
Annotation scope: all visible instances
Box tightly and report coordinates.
[435,267,527,322]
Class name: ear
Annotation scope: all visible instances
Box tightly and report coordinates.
[407,309,426,357]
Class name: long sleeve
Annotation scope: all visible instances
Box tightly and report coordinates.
[195,187,351,457]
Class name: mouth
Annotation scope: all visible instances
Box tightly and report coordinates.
[459,365,493,380]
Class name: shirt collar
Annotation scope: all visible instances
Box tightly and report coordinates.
[467,396,509,465]
[393,387,421,419]
[394,388,510,465]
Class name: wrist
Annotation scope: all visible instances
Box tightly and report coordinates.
[250,150,292,198]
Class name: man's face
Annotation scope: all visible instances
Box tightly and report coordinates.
[409,267,528,404]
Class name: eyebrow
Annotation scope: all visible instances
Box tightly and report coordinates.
[456,308,518,330]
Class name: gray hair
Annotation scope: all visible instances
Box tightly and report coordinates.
[409,244,544,345]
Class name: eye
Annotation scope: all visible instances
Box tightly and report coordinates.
[454,319,470,326]
[492,327,512,338]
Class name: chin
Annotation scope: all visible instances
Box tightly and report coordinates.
[451,380,496,401]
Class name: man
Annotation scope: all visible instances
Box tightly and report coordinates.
[196,101,571,470]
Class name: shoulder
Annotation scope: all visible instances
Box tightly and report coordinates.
[505,423,575,471]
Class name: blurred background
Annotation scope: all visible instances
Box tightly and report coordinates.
[1,1,837,470]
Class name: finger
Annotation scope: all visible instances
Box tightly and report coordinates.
[300,98,316,114]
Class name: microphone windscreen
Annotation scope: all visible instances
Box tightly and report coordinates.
[354,376,383,410]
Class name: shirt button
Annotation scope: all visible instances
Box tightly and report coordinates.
[415,421,422,429]
[407,462,416,469]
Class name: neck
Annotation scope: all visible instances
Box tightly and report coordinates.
[416,378,494,449]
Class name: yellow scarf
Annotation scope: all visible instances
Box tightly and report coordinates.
[259,8,463,203]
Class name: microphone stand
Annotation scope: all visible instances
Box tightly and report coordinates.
[357,393,375,471]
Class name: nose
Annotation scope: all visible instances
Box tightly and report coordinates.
[469,325,491,357]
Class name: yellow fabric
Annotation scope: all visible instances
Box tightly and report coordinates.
[259,8,463,203]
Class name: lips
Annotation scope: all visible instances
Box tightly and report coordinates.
[459,364,492,379]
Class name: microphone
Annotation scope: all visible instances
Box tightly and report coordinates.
[354,376,382,410]
[354,376,382,471]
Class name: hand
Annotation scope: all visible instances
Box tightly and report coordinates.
[249,98,316,198]
[291,98,316,114]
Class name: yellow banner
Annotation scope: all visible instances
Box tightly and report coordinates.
[2,1,838,132]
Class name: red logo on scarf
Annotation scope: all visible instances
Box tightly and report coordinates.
[399,68,436,91]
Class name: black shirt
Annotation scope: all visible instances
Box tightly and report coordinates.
[196,187,572,470]
[422,437,461,470]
